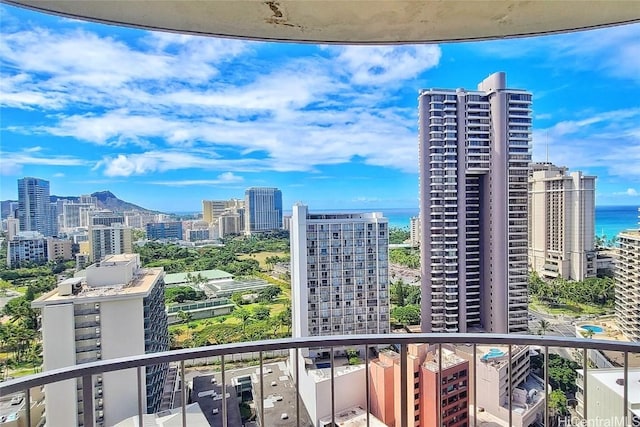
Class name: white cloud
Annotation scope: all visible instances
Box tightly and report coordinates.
[333,45,441,85]
[149,172,244,187]
[625,188,638,197]
[2,15,438,178]
[532,108,640,180]
[476,23,640,84]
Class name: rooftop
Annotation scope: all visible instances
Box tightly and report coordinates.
[318,405,387,427]
[32,266,162,306]
[583,368,640,417]
[423,348,468,372]
[164,269,233,285]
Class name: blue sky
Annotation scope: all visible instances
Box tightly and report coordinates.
[1,5,639,212]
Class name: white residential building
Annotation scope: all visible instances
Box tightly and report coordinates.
[32,254,169,427]
[17,177,55,237]
[528,162,596,281]
[6,231,47,267]
[290,204,390,426]
[290,203,390,339]
[615,209,640,342]
[456,345,544,427]
[576,367,640,426]
[88,224,133,262]
[62,200,97,231]
[409,215,420,247]
[418,72,531,333]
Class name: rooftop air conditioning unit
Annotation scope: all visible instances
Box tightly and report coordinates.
[72,281,83,295]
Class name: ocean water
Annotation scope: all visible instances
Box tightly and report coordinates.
[374,205,639,239]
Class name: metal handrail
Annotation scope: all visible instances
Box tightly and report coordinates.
[2,333,638,396]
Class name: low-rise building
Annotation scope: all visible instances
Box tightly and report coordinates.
[46,236,72,261]
[456,345,544,427]
[146,221,183,240]
[576,367,640,426]
[369,344,469,427]
[6,231,47,267]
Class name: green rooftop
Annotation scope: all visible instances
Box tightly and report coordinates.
[164,269,233,285]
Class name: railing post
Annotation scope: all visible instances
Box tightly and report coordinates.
[180,361,186,427]
[82,374,94,427]
[259,351,265,426]
[24,388,31,427]
[365,344,370,427]
[582,348,588,422]
[221,355,227,427]
[544,345,549,427]
[295,348,300,427]
[473,343,478,427]
[508,344,513,427]
[330,348,336,426]
[137,367,144,427]
[623,351,629,427]
[438,343,443,427]
[401,343,408,427]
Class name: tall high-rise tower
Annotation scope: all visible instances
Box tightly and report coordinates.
[528,162,596,281]
[615,209,640,342]
[418,72,532,333]
[17,177,54,236]
[244,187,283,235]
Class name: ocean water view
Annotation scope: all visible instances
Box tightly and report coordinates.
[309,205,639,239]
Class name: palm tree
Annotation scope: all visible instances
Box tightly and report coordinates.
[538,319,551,335]
[232,307,252,334]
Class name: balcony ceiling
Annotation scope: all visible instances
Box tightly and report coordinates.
[4,0,640,44]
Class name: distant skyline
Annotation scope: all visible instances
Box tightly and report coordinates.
[1,5,639,211]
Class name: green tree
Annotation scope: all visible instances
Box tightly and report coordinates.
[548,389,568,418]
[176,310,192,323]
[390,279,409,307]
[389,227,410,244]
[391,304,420,325]
[233,307,253,333]
[538,319,551,335]
[252,305,271,321]
[257,285,282,303]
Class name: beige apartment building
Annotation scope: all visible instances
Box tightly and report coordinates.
[202,199,243,224]
[418,72,531,333]
[528,162,596,281]
[615,210,640,342]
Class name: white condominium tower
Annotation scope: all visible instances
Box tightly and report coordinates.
[244,187,283,235]
[615,209,640,342]
[32,254,169,426]
[418,72,531,334]
[528,162,596,281]
[290,204,390,338]
[17,177,55,237]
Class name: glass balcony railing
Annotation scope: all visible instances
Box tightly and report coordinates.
[1,333,638,427]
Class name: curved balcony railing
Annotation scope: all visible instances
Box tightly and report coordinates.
[1,334,639,427]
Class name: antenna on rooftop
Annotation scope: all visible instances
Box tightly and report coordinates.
[545,131,549,163]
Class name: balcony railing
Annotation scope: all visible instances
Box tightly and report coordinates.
[1,334,638,427]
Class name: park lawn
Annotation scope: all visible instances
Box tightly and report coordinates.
[531,297,612,317]
[238,251,287,270]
